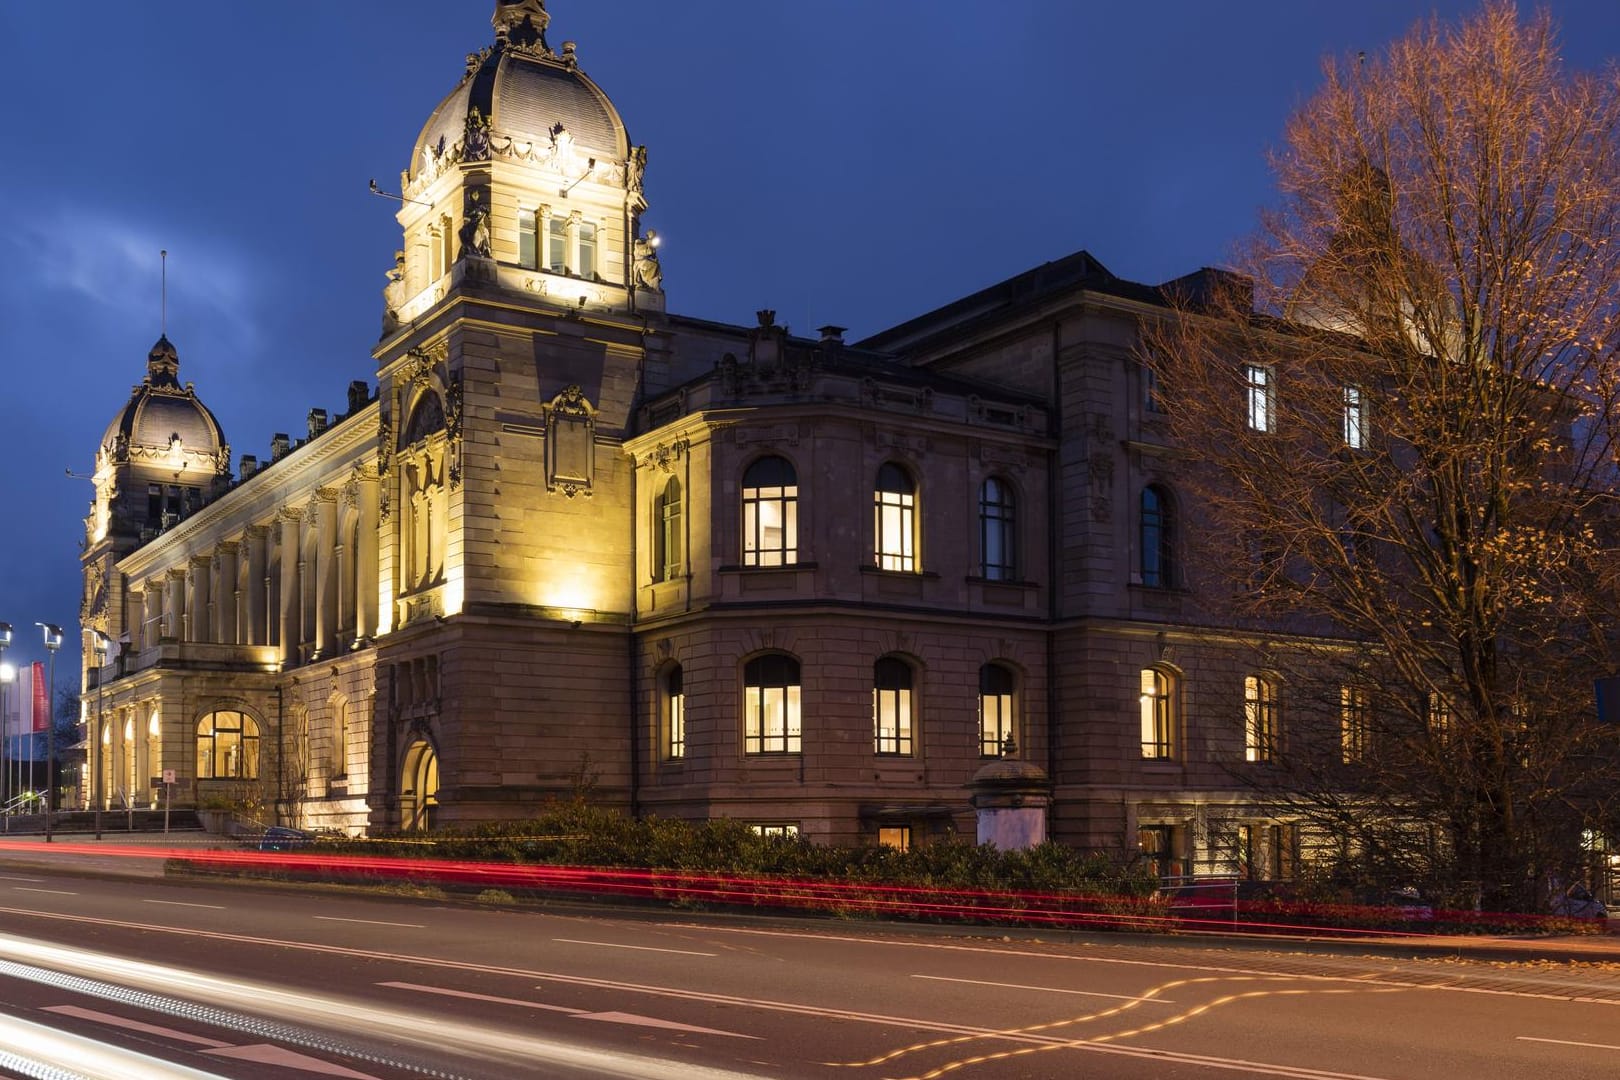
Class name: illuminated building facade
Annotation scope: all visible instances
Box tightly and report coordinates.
[78,1,1291,874]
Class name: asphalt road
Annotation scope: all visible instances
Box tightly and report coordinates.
[0,867,1618,1079]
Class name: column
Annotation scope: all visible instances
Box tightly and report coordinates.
[126,588,143,653]
[358,470,381,639]
[164,570,185,641]
[279,509,302,666]
[215,542,240,645]
[188,556,211,643]
[245,526,268,646]
[314,488,338,658]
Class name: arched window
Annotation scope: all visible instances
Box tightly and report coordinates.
[874,462,918,572]
[742,456,798,566]
[743,654,801,754]
[664,664,686,760]
[196,710,260,779]
[400,739,438,832]
[979,477,1016,581]
[655,477,683,582]
[873,657,914,755]
[1140,667,1175,760]
[1140,485,1174,588]
[979,663,1016,757]
[330,699,349,779]
[1244,674,1280,762]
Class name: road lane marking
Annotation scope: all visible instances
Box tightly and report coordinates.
[553,938,716,957]
[313,916,424,928]
[0,875,43,883]
[380,980,586,1014]
[44,1004,232,1048]
[912,974,1175,1004]
[575,1010,759,1039]
[142,900,226,910]
[15,888,76,896]
[1518,1036,1620,1052]
[203,1043,382,1078]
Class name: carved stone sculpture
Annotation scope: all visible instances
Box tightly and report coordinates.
[633,232,663,291]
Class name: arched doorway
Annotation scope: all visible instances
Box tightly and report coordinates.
[400,739,438,831]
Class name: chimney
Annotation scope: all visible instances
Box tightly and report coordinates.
[817,325,846,344]
[307,408,329,439]
[347,380,370,413]
[270,433,291,462]
[239,454,258,481]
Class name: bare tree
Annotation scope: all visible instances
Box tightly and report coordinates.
[1146,3,1620,911]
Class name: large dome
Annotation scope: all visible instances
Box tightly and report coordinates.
[100,335,228,469]
[407,1,630,184]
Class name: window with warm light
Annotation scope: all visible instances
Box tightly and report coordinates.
[664,665,685,760]
[744,653,801,754]
[1341,685,1369,763]
[741,456,798,566]
[1427,689,1454,744]
[1140,667,1174,760]
[979,477,1016,581]
[878,825,912,852]
[874,462,917,572]
[978,663,1015,756]
[196,710,260,780]
[654,476,683,582]
[1244,674,1280,762]
[749,823,799,838]
[872,657,914,755]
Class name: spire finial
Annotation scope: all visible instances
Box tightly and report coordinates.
[493,1,550,50]
[160,249,168,336]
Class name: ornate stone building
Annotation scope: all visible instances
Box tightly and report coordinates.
[78,0,1294,875]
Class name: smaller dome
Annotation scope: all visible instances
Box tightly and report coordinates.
[99,336,228,470]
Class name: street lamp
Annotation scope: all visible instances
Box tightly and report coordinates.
[89,631,109,840]
[37,623,61,842]
[0,621,10,813]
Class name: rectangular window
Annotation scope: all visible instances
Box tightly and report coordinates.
[745,683,801,753]
[518,209,538,269]
[667,672,685,760]
[1427,690,1453,745]
[577,222,597,279]
[743,488,797,565]
[1139,824,1180,878]
[1140,668,1173,760]
[873,685,913,755]
[1244,675,1278,762]
[749,823,800,838]
[1144,364,1166,414]
[547,217,569,273]
[878,826,912,852]
[874,492,916,571]
[1343,385,1366,449]
[1340,686,1368,763]
[1244,363,1274,433]
[147,484,163,525]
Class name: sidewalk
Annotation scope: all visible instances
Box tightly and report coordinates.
[1,834,1616,966]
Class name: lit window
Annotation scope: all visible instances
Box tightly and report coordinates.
[878,825,911,852]
[1139,485,1173,588]
[874,462,917,572]
[741,456,798,566]
[654,477,682,582]
[1244,363,1274,433]
[1140,667,1174,760]
[1244,675,1280,762]
[979,663,1015,756]
[518,208,538,269]
[1343,385,1366,449]
[665,665,685,760]
[1427,690,1453,745]
[749,823,800,838]
[577,222,597,279]
[1341,686,1368,763]
[744,654,801,754]
[1139,824,1180,878]
[547,216,569,273]
[873,657,914,755]
[196,710,260,780]
[979,477,1016,581]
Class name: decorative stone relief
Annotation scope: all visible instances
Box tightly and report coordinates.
[459,187,492,261]
[463,106,491,163]
[1088,452,1114,522]
[640,439,687,474]
[544,385,595,498]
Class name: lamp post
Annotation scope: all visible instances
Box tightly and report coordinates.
[0,621,10,814]
[90,631,108,840]
[37,623,61,842]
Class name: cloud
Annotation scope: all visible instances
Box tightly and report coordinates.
[9,204,265,356]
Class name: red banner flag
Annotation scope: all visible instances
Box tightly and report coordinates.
[31,661,46,732]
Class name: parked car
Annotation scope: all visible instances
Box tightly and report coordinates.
[258,826,315,852]
[1550,883,1609,920]
[1382,886,1434,922]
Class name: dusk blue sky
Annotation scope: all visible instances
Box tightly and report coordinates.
[1,1,1617,669]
